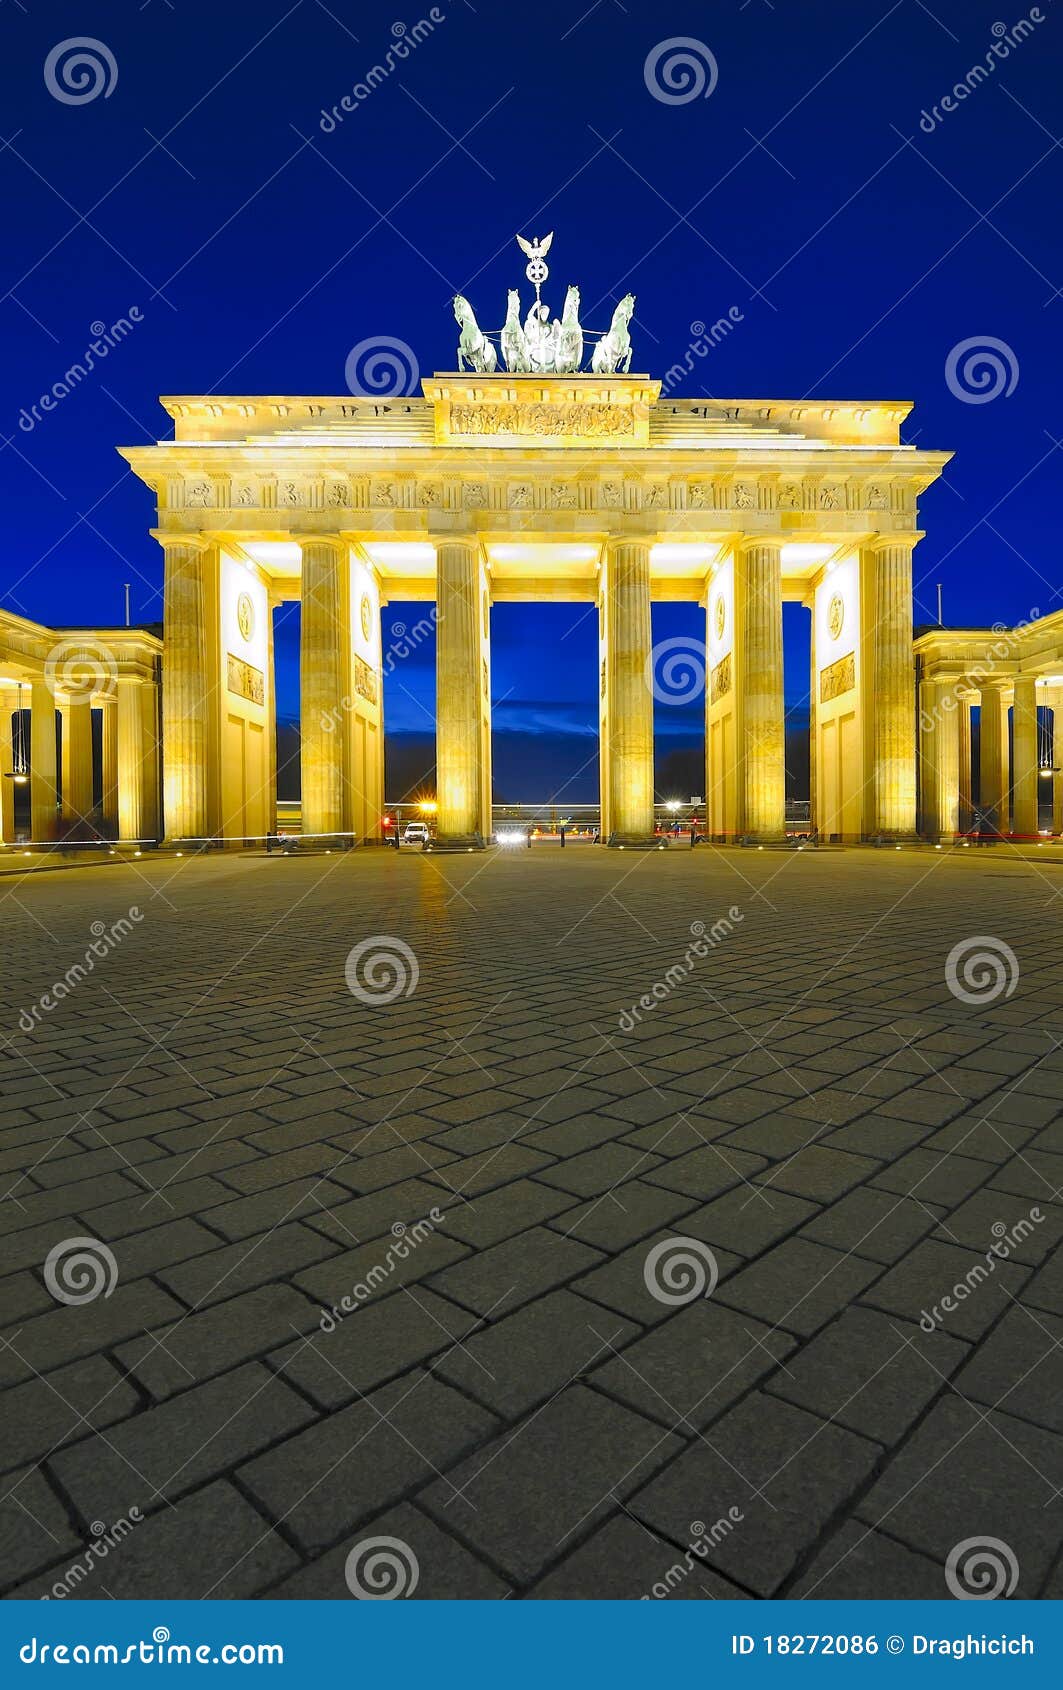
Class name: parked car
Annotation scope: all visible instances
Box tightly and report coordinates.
[402,821,431,844]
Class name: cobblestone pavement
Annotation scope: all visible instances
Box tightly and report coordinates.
[2,844,1062,1601]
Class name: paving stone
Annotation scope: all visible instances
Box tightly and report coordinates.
[522,1114,632,1157]
[574,1230,742,1327]
[0,1467,80,1588]
[239,1371,497,1553]
[307,1176,459,1250]
[714,1237,880,1338]
[989,1148,1063,1203]
[428,1226,602,1319]
[756,1145,879,1203]
[549,1180,697,1252]
[435,1288,637,1419]
[768,1307,968,1444]
[934,1191,1063,1265]
[420,1385,682,1586]
[273,1286,480,1408]
[862,1237,1029,1342]
[629,1391,879,1597]
[11,1480,297,1599]
[205,1177,355,1242]
[528,1512,750,1599]
[799,1185,945,1265]
[116,1283,322,1398]
[49,1363,315,1520]
[790,1521,945,1599]
[644,1145,767,1202]
[0,1279,187,1387]
[433,1177,578,1249]
[266,1501,509,1598]
[1023,1244,1063,1316]
[678,1184,816,1258]
[536,1142,662,1198]
[425,1142,555,1199]
[591,1299,795,1433]
[158,1222,338,1308]
[295,1228,468,1316]
[0,1355,141,1473]
[953,1304,1063,1433]
[336,1142,456,1191]
[855,1397,1061,1593]
[872,1148,991,1207]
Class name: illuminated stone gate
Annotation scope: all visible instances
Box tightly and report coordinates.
[120,371,948,847]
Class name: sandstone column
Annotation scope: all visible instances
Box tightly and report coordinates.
[101,698,118,831]
[600,538,656,844]
[1012,674,1038,836]
[0,695,16,843]
[66,701,94,823]
[435,537,490,845]
[30,680,58,842]
[299,537,349,839]
[117,678,150,842]
[869,539,917,837]
[958,693,973,833]
[162,538,211,841]
[978,684,1007,832]
[919,679,959,840]
[736,539,785,839]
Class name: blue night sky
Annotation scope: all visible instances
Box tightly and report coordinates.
[3,0,1061,802]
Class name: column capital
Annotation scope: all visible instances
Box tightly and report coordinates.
[295,533,346,554]
[735,534,786,554]
[150,530,210,555]
[866,531,923,553]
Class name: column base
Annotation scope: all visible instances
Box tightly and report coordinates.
[606,833,670,849]
[426,833,486,853]
[866,832,919,846]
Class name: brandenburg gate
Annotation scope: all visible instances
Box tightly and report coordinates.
[119,242,952,848]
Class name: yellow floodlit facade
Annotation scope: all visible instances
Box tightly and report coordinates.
[119,375,952,846]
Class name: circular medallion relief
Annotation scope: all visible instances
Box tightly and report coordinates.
[714,595,726,641]
[827,593,844,641]
[236,591,255,643]
[360,593,372,641]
